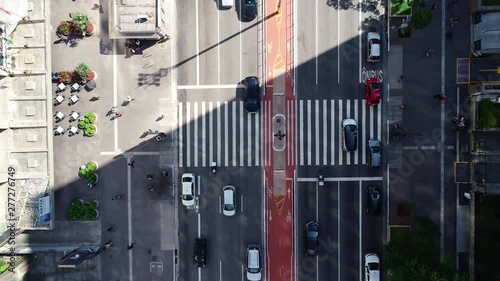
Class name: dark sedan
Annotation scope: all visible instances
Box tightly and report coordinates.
[193,237,206,267]
[304,221,319,256]
[366,185,382,215]
[243,76,260,113]
[242,0,257,21]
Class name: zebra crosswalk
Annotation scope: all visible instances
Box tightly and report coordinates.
[297,99,382,166]
[178,99,382,168]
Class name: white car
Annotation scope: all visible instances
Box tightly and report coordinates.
[181,173,195,207]
[246,244,262,281]
[222,186,236,216]
[364,253,380,281]
[367,32,381,62]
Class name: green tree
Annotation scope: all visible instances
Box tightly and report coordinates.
[411,8,433,29]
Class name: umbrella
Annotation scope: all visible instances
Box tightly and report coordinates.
[86,80,96,90]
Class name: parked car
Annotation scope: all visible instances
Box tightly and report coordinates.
[304,221,319,256]
[342,119,358,151]
[246,244,262,280]
[181,173,195,207]
[367,139,381,168]
[366,185,381,215]
[365,77,381,106]
[367,32,381,62]
[364,253,380,281]
[242,0,257,21]
[222,185,236,216]
[243,76,260,113]
[193,237,207,267]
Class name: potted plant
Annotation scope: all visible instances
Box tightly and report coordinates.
[84,112,96,124]
[73,63,89,82]
[78,120,87,129]
[67,199,86,220]
[57,21,71,36]
[87,209,99,220]
[86,69,96,81]
[57,70,72,83]
[84,124,97,137]
[85,172,98,184]
[70,12,90,35]
[90,200,99,208]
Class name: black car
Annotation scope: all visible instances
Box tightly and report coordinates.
[366,185,381,215]
[243,76,260,113]
[304,221,319,256]
[193,237,206,267]
[242,0,257,21]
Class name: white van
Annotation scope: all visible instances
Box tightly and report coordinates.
[220,0,234,8]
[246,244,261,281]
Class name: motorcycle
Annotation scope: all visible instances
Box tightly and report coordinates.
[452,116,466,131]
[318,171,324,186]
[211,162,217,175]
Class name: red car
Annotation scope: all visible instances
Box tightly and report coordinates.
[365,78,381,106]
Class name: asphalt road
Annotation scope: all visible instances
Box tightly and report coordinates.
[294,1,385,281]
[175,1,264,281]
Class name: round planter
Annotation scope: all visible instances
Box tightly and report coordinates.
[85,22,95,36]
[87,69,97,81]
[91,200,99,208]
[85,124,97,137]
[85,112,97,124]
[73,199,84,205]
[92,173,99,184]
[93,210,99,219]
[88,161,99,170]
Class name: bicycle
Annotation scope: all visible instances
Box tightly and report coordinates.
[425,48,435,56]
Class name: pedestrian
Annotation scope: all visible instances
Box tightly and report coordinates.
[162,171,169,177]
[394,123,400,129]
[149,185,155,192]
[147,174,153,180]
[397,75,406,82]
[126,96,134,102]
[450,16,459,25]
[127,240,135,250]
[400,104,407,109]
[111,106,117,113]
[128,160,135,167]
[107,225,116,232]
[104,240,113,249]
[464,192,471,200]
[433,94,446,100]
[430,4,436,9]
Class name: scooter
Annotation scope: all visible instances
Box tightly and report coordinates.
[112,194,124,200]
[211,162,217,175]
[318,171,324,186]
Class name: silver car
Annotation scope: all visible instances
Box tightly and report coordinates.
[367,139,381,168]
[367,32,381,62]
[222,186,236,216]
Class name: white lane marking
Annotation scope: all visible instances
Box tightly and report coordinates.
[179,103,183,167]
[264,101,269,166]
[316,180,319,220]
[127,159,133,279]
[186,102,191,168]
[178,84,245,89]
[217,8,220,85]
[338,181,341,281]
[209,102,214,164]
[241,194,244,213]
[331,100,335,165]
[197,175,201,195]
[315,0,318,85]
[194,102,198,167]
[219,196,221,214]
[369,104,374,139]
[402,146,454,150]
[240,15,242,81]
[338,100,343,165]
[337,0,340,84]
[217,101,221,165]
[299,100,304,165]
[298,176,383,182]
[262,102,266,166]
[256,111,260,166]
[323,100,327,165]
[202,102,206,167]
[307,100,312,165]
[196,0,200,85]
[233,101,237,166]
[287,101,290,165]
[113,40,119,152]
[241,264,244,281]
[362,101,366,165]
[198,267,201,281]
[358,0,362,84]
[358,181,362,281]
[248,111,252,166]
[240,101,244,167]
[219,260,222,281]
[377,103,382,140]
[354,99,359,165]
[225,101,229,167]
[346,99,351,165]
[315,100,320,166]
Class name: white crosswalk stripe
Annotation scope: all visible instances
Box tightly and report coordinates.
[296,98,383,166]
[179,101,264,167]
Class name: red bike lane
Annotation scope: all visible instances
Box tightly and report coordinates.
[264,0,295,280]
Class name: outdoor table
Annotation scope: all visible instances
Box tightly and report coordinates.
[54,126,64,135]
[55,95,64,104]
[57,83,66,91]
[69,95,79,105]
[71,83,80,92]
[68,125,79,136]
[70,112,80,121]
[55,111,64,121]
